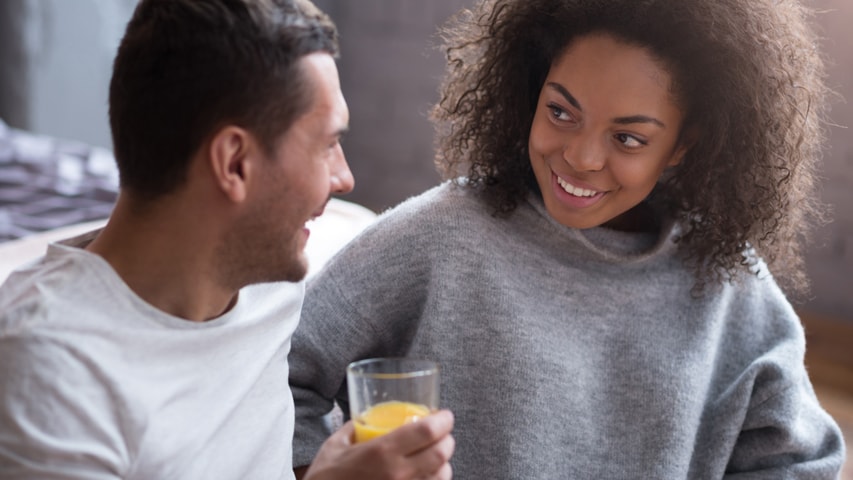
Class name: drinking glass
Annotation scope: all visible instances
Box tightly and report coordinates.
[346,357,439,443]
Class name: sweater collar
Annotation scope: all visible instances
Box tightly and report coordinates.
[524,192,680,263]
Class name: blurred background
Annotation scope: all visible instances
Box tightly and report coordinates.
[0,0,850,322]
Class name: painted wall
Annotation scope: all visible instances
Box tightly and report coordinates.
[312,0,473,212]
[804,0,853,320]
[0,0,137,149]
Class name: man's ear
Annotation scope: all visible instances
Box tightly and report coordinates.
[208,126,253,203]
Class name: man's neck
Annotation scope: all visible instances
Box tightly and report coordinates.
[86,193,239,322]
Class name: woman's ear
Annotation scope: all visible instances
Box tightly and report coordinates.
[668,126,699,167]
[208,126,252,203]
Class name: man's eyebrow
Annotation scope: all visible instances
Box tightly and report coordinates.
[545,82,582,111]
[546,81,666,128]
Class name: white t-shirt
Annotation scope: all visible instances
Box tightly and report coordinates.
[0,232,303,479]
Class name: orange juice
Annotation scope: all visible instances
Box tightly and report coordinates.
[353,401,431,443]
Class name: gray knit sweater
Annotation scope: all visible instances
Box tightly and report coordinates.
[290,182,844,479]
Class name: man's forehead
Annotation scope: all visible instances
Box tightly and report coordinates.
[292,54,347,131]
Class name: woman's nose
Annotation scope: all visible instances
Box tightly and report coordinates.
[562,134,606,172]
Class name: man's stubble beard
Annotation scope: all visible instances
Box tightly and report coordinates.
[216,208,309,290]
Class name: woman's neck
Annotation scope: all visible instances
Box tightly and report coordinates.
[603,202,661,233]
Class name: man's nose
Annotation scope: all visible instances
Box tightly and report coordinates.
[331,151,355,195]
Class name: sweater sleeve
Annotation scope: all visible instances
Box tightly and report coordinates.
[289,271,369,467]
[723,366,845,478]
[720,292,846,478]
[289,210,436,467]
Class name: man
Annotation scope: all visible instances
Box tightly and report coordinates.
[0,1,454,478]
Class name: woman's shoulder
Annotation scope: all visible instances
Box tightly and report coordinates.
[373,180,491,230]
[327,181,494,265]
[385,180,482,212]
[709,261,805,348]
[309,183,487,288]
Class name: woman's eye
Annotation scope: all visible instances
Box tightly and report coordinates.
[615,133,646,148]
[547,104,572,122]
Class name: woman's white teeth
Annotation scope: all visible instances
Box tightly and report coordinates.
[557,177,598,197]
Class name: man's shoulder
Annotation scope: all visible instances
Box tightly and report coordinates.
[0,246,109,334]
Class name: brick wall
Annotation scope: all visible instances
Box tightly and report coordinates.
[318,0,852,320]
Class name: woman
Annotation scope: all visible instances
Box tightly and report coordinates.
[289,0,845,477]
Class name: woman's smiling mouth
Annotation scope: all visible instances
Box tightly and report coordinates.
[557,176,602,198]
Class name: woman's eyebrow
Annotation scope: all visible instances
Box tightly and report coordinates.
[546,81,665,128]
[545,82,582,111]
[613,115,665,128]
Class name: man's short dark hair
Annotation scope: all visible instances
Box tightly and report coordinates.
[108,0,338,198]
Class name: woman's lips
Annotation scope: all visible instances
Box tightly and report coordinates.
[557,176,600,197]
[553,174,606,207]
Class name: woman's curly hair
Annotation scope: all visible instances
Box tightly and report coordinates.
[431,0,830,296]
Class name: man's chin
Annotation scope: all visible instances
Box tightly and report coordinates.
[279,255,309,283]
[249,255,308,285]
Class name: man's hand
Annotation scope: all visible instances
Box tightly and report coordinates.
[300,409,455,480]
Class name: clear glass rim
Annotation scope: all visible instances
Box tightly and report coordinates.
[346,357,439,379]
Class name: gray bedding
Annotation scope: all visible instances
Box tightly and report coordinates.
[0,119,117,242]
